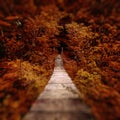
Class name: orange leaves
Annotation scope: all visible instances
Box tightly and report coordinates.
[0,20,11,26]
[109,61,120,72]
[58,2,120,120]
[36,36,48,44]
[5,16,20,21]
[0,16,21,27]
[3,72,18,81]
[6,40,23,58]
[0,1,119,120]
[0,59,53,120]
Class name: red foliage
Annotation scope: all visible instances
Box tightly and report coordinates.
[0,0,120,120]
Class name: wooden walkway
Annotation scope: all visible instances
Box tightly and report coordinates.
[23,55,94,120]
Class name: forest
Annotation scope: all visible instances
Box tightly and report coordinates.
[0,0,120,120]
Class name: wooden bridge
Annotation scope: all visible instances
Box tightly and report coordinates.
[23,55,94,120]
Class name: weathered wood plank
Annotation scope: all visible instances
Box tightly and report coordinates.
[23,55,94,120]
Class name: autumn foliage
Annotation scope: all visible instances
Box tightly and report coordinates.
[0,0,120,120]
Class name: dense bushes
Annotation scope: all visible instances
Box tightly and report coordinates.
[0,0,120,120]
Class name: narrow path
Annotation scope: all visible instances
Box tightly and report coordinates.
[23,55,94,120]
